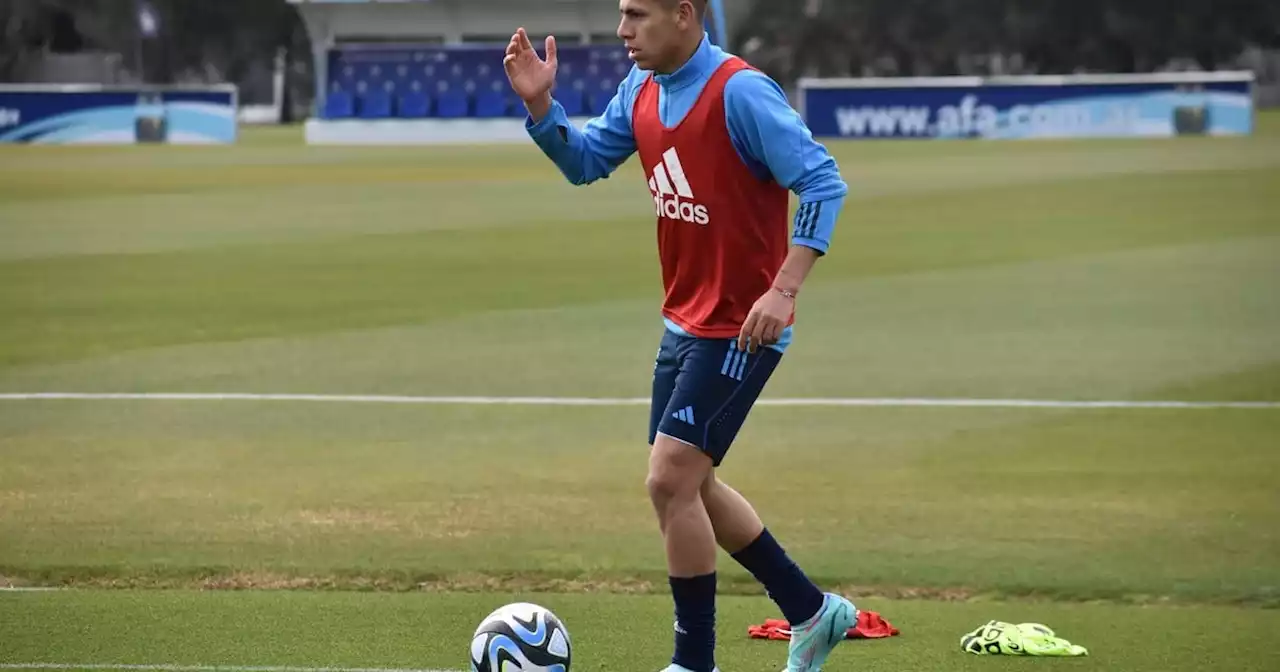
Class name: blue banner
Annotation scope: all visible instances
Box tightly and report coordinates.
[800,74,1254,140]
[0,86,237,144]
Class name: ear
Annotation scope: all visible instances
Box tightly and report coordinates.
[677,0,698,27]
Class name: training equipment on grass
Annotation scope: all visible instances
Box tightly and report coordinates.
[469,602,572,672]
[747,610,900,641]
[961,620,1088,656]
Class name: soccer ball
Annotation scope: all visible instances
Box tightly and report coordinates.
[469,602,572,672]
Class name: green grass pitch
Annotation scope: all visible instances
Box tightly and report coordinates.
[1,113,1279,671]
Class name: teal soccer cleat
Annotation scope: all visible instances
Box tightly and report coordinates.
[783,593,858,671]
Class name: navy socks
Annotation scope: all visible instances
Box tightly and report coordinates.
[669,572,716,672]
[731,528,825,626]
[667,530,822,671]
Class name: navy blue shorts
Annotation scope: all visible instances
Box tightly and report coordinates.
[647,328,783,466]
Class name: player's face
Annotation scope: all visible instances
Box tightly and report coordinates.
[617,0,691,73]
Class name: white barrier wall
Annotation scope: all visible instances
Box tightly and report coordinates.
[0,84,238,144]
[798,72,1255,140]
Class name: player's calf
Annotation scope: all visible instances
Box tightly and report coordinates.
[647,435,719,672]
[701,473,764,553]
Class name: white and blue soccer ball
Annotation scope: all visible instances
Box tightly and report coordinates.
[469,602,572,672]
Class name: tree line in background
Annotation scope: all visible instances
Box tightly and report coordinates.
[2,0,1278,99]
[737,0,1280,83]
[0,0,307,88]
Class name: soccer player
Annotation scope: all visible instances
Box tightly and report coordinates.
[504,1,856,671]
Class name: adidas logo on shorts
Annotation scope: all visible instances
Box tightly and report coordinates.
[647,147,709,225]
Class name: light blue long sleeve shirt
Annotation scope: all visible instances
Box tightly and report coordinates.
[526,35,848,351]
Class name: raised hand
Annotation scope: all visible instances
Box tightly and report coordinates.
[503,27,558,118]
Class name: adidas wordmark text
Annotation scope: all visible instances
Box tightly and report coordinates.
[648,147,710,225]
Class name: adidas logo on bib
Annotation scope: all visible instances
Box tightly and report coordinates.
[647,147,709,225]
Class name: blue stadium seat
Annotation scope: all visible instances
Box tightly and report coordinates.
[417,63,441,82]
[359,90,393,119]
[324,89,355,119]
[472,62,498,84]
[325,43,637,120]
[557,86,585,116]
[473,74,505,97]
[436,90,470,118]
[474,90,508,118]
[337,64,358,88]
[391,63,413,87]
[587,93,612,116]
[588,77,617,115]
[445,62,469,88]
[361,63,386,89]
[506,95,528,118]
[399,91,432,118]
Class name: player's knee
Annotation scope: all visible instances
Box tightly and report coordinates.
[646,467,699,508]
[646,437,711,508]
[645,471,677,510]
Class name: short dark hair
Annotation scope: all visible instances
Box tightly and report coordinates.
[660,0,707,19]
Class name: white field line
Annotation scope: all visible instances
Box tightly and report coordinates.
[0,392,1277,410]
[0,660,460,665]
